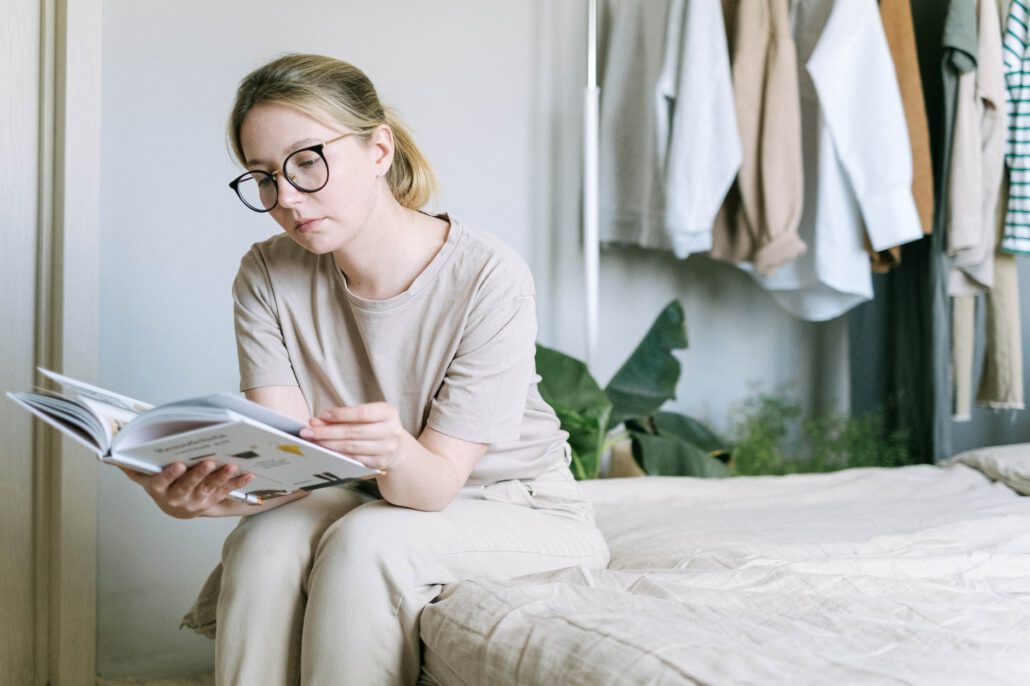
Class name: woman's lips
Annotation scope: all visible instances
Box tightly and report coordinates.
[295,217,323,233]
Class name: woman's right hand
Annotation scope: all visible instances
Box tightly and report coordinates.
[118,460,256,519]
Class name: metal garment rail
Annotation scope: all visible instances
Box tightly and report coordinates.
[583,0,600,369]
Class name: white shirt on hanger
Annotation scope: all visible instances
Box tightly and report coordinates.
[598,0,740,258]
[750,0,922,321]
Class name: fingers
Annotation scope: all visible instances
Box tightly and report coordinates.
[179,463,254,499]
[314,439,389,457]
[301,421,390,442]
[167,460,222,495]
[191,462,240,498]
[301,404,397,443]
[223,471,257,495]
[301,421,398,459]
[136,460,255,518]
[192,466,255,502]
[302,403,404,473]
[316,402,394,424]
[148,462,190,493]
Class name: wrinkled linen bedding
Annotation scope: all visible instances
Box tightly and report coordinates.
[421,456,1030,685]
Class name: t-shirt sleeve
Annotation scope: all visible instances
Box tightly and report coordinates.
[232,249,300,392]
[426,293,537,444]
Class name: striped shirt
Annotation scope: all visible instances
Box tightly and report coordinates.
[1003,0,1030,253]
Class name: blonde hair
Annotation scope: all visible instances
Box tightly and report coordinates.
[228,53,436,209]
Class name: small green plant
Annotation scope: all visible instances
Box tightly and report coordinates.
[724,394,801,476]
[536,305,913,480]
[729,394,912,475]
[535,300,730,480]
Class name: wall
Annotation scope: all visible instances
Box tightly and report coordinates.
[2,1,42,682]
[97,0,907,678]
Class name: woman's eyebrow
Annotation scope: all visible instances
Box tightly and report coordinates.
[245,138,323,167]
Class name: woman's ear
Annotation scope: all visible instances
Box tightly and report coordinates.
[370,124,395,175]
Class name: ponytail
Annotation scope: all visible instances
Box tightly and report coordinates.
[383,108,437,209]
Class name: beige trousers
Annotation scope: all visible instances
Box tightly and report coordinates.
[978,251,1024,410]
[198,460,610,686]
[950,177,1024,417]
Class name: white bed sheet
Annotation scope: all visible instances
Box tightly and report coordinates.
[421,462,1030,685]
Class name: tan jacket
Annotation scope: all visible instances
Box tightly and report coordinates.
[710,0,805,276]
[872,0,936,272]
[972,0,1023,412]
[947,0,1006,296]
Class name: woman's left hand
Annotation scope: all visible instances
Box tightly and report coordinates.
[300,402,409,472]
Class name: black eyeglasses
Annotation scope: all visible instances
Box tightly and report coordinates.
[229,133,353,212]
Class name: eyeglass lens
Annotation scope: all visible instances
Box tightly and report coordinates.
[233,146,330,212]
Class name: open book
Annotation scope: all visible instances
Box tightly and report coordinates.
[7,369,380,505]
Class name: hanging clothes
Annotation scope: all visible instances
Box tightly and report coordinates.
[949,0,1007,421]
[749,0,922,322]
[890,0,973,462]
[978,0,1025,411]
[710,0,806,276]
[978,176,1026,409]
[948,0,1005,297]
[871,0,936,273]
[1002,0,1030,253]
[598,0,740,258]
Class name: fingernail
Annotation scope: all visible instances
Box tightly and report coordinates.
[300,428,313,438]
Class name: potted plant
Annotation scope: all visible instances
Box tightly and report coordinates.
[535,300,730,480]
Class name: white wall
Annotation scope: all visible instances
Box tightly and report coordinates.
[3,2,42,682]
[98,0,825,678]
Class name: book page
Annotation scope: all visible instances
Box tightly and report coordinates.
[6,390,108,454]
[153,392,306,435]
[113,406,235,450]
[38,368,151,439]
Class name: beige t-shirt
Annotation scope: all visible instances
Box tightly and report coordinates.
[232,216,568,486]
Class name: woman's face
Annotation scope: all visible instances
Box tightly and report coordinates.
[238,102,385,254]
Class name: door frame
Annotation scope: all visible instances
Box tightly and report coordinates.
[2,0,103,683]
[45,1,104,681]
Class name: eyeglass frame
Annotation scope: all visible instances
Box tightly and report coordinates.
[228,132,355,213]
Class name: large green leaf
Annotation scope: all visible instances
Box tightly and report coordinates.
[536,344,612,480]
[631,432,730,478]
[536,344,607,410]
[605,301,688,429]
[651,411,729,457]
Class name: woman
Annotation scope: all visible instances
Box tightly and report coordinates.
[121,53,610,685]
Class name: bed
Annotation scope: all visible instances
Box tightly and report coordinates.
[418,444,1030,685]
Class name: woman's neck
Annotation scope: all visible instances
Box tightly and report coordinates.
[333,201,449,301]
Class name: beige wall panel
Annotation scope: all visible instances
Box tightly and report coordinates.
[1,0,42,683]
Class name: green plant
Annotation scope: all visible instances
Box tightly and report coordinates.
[729,394,913,475]
[535,300,730,480]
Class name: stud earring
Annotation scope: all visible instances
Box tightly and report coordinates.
[377,168,385,176]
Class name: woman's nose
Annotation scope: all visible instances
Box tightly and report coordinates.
[277,174,304,207]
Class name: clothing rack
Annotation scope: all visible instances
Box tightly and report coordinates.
[583,0,600,369]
